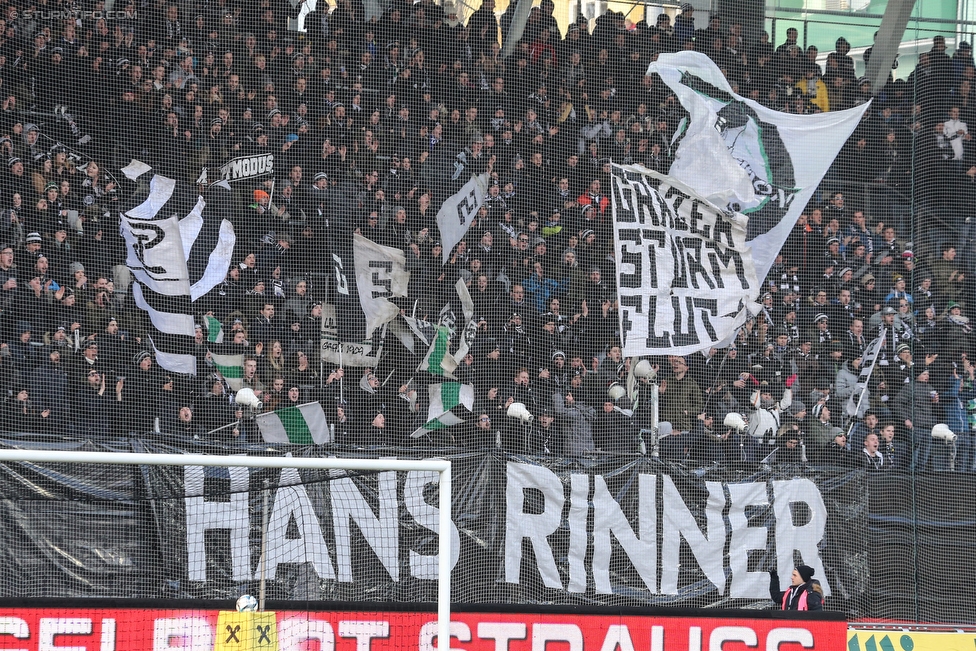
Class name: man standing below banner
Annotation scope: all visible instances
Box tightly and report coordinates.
[659,355,702,434]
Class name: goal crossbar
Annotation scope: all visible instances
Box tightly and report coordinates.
[0,449,453,651]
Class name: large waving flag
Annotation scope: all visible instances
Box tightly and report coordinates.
[646,52,869,279]
[352,234,410,338]
[121,162,236,374]
[612,52,870,356]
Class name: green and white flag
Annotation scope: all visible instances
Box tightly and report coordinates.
[256,402,330,445]
[417,325,459,379]
[411,382,474,438]
[205,315,243,389]
[204,315,224,343]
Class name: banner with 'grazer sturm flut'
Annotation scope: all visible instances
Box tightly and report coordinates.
[0,607,848,651]
[620,52,869,356]
[610,165,760,356]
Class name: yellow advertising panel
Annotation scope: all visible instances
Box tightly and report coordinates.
[214,611,279,651]
[848,629,976,651]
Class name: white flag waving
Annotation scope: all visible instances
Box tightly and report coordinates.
[612,165,760,356]
[352,234,410,338]
[646,52,869,281]
[121,163,236,375]
[435,172,490,262]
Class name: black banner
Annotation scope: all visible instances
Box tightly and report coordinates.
[0,436,971,621]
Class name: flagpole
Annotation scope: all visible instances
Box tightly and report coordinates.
[338,344,344,404]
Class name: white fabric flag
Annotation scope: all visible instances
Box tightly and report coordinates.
[352,234,410,338]
[646,52,870,281]
[436,172,490,262]
[319,302,386,367]
[611,165,760,356]
[121,212,191,296]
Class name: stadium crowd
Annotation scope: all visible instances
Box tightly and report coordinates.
[0,0,972,472]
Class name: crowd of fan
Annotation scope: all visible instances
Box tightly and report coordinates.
[0,0,971,471]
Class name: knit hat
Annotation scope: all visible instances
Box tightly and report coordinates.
[796,565,815,582]
[253,189,270,201]
[133,350,151,364]
[26,232,41,243]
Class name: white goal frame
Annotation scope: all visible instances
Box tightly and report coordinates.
[0,449,453,651]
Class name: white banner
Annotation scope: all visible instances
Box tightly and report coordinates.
[352,234,410,338]
[647,52,869,281]
[612,165,760,356]
[436,173,490,262]
[320,303,385,367]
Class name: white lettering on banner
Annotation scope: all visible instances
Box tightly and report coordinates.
[592,474,656,594]
[773,479,831,595]
[184,466,251,582]
[219,154,274,182]
[501,465,830,598]
[567,474,588,593]
[611,164,760,356]
[728,482,772,598]
[181,463,829,600]
[183,469,460,585]
[404,471,461,579]
[265,467,336,580]
[331,473,399,582]
[504,464,564,589]
[661,478,726,594]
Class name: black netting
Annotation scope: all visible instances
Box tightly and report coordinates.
[0,0,972,625]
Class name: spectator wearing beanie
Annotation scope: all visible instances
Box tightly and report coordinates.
[769,564,823,610]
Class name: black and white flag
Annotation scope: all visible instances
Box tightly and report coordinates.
[846,334,885,420]
[352,234,410,338]
[121,163,236,374]
[435,172,489,262]
[611,164,760,356]
[646,52,869,284]
[319,301,386,368]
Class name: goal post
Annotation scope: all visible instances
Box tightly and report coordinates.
[0,449,453,651]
